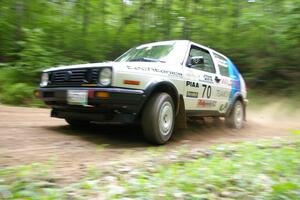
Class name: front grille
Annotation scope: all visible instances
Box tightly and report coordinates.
[49,68,99,86]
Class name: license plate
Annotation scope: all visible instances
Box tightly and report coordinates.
[67,90,88,105]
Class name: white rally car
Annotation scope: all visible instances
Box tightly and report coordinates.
[35,40,247,144]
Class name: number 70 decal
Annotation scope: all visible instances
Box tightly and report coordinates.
[202,84,211,98]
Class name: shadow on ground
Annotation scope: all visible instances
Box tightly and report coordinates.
[44,118,228,148]
[46,123,150,148]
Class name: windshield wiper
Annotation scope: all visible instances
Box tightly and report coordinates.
[129,57,165,63]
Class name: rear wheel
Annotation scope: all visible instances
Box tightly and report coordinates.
[142,93,175,144]
[65,118,90,128]
[225,100,244,129]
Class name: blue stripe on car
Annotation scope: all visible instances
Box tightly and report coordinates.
[227,59,241,104]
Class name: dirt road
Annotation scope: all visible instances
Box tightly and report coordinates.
[0,103,299,184]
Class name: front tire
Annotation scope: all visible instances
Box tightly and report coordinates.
[225,100,244,129]
[142,93,175,144]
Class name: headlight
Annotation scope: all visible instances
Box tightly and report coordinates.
[99,68,112,86]
[40,73,49,87]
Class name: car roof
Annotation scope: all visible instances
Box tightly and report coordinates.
[139,40,228,59]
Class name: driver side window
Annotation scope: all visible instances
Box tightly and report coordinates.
[187,45,216,73]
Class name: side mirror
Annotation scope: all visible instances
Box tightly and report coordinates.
[191,56,204,65]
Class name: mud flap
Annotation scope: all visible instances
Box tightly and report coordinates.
[175,95,187,130]
[243,100,247,121]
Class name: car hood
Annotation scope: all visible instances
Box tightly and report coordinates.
[44,62,114,72]
[43,61,178,72]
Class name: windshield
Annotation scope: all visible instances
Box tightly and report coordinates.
[115,44,175,62]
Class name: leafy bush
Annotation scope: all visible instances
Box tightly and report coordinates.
[0,83,36,105]
[0,28,84,106]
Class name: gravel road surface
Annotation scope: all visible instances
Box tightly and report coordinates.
[0,103,299,184]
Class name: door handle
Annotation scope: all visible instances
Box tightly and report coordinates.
[215,76,221,83]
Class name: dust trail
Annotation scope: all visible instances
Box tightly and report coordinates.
[247,100,300,129]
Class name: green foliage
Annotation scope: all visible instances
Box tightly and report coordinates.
[103,140,300,199]
[0,83,34,105]
[0,0,299,106]
[0,67,42,106]
[0,163,64,200]
[0,27,83,106]
[13,29,53,69]
[290,129,300,135]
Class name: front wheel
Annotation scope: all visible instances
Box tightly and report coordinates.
[225,100,244,129]
[142,93,175,145]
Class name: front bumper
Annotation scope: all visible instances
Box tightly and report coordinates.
[35,87,146,123]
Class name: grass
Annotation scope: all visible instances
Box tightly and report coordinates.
[105,140,300,199]
[0,162,65,200]
[1,139,299,199]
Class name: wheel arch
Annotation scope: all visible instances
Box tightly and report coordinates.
[142,81,180,116]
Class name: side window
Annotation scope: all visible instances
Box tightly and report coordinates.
[219,64,229,77]
[187,45,216,73]
[213,53,229,77]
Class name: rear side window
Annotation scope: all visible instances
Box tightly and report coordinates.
[219,64,229,77]
[213,53,229,77]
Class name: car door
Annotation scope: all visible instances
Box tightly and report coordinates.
[183,44,219,114]
[211,52,232,114]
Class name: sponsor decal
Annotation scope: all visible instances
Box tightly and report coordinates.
[219,103,228,111]
[216,89,228,98]
[221,78,231,85]
[198,99,217,108]
[186,91,198,98]
[200,75,213,83]
[127,66,183,77]
[186,81,199,88]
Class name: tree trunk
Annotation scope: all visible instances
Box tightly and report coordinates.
[232,0,240,31]
[139,0,145,42]
[182,0,190,39]
[82,0,89,36]
[15,0,24,41]
[162,0,172,40]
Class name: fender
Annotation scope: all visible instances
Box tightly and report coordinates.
[143,80,180,115]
